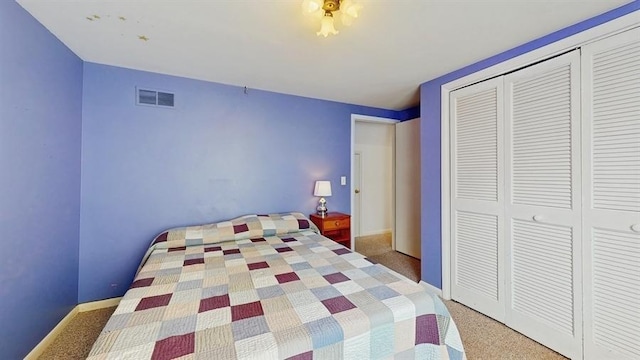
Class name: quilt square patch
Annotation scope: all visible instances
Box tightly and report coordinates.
[152,232,168,245]
[297,219,310,229]
[248,261,269,270]
[233,224,249,233]
[276,272,300,284]
[184,258,204,266]
[415,314,440,345]
[287,351,313,360]
[333,248,350,255]
[199,294,230,313]
[231,316,270,340]
[231,301,264,321]
[135,294,172,311]
[322,296,356,314]
[151,332,194,360]
[130,278,154,288]
[323,272,350,284]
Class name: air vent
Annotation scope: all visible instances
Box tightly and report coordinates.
[136,88,175,108]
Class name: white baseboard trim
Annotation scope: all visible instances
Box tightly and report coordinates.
[24,306,78,360]
[25,297,122,359]
[357,229,392,237]
[419,280,444,298]
[78,297,122,312]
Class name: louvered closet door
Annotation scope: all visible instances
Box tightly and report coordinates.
[504,50,582,359]
[450,77,505,321]
[582,28,640,360]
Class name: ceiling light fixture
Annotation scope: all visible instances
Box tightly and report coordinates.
[302,0,363,37]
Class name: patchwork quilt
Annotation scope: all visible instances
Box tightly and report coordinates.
[88,213,465,359]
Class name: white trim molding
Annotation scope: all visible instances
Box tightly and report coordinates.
[24,307,79,360]
[24,297,122,360]
[77,296,123,312]
[420,280,443,298]
[357,229,392,238]
[440,13,639,301]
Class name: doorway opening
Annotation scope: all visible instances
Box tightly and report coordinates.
[350,114,422,280]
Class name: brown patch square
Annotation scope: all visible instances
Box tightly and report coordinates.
[231,301,264,321]
[321,296,356,314]
[248,262,269,270]
[199,294,231,313]
[233,224,249,233]
[153,232,168,244]
[184,258,204,266]
[151,332,194,360]
[276,272,300,284]
[323,273,350,284]
[130,278,154,288]
[135,294,172,311]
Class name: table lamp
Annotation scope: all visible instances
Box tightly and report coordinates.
[314,180,332,217]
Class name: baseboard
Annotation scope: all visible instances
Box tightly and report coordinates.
[24,306,79,360]
[419,280,444,298]
[25,297,122,359]
[357,229,392,237]
[77,297,122,312]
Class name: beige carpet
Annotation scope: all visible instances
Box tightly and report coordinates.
[38,306,116,360]
[38,234,565,359]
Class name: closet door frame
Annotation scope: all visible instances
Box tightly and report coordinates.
[440,13,639,301]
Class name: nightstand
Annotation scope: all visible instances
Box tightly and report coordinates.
[310,212,351,248]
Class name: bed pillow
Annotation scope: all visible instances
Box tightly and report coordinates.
[149,212,319,250]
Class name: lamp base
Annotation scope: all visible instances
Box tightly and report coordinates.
[316,198,328,217]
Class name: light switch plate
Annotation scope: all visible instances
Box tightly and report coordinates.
[340,176,347,185]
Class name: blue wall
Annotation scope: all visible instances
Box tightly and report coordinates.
[419,1,640,288]
[0,1,83,358]
[78,63,402,302]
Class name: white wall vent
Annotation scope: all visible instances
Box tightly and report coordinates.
[136,87,175,108]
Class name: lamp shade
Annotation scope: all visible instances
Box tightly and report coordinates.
[314,181,332,197]
[316,14,339,37]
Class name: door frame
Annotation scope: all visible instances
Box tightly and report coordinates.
[350,114,399,251]
[439,14,639,299]
[353,151,363,238]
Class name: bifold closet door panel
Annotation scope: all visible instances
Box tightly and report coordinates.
[450,77,505,321]
[582,27,640,360]
[504,50,582,359]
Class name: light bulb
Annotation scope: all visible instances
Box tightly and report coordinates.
[301,0,323,16]
[340,0,362,26]
[317,13,339,37]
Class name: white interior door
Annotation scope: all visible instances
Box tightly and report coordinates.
[450,77,506,321]
[504,50,582,359]
[353,151,362,238]
[582,28,640,360]
[395,118,421,259]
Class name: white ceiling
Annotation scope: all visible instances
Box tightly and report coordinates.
[17,0,630,110]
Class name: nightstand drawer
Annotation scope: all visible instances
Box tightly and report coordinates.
[323,217,350,231]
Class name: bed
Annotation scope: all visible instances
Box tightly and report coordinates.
[88,212,465,359]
